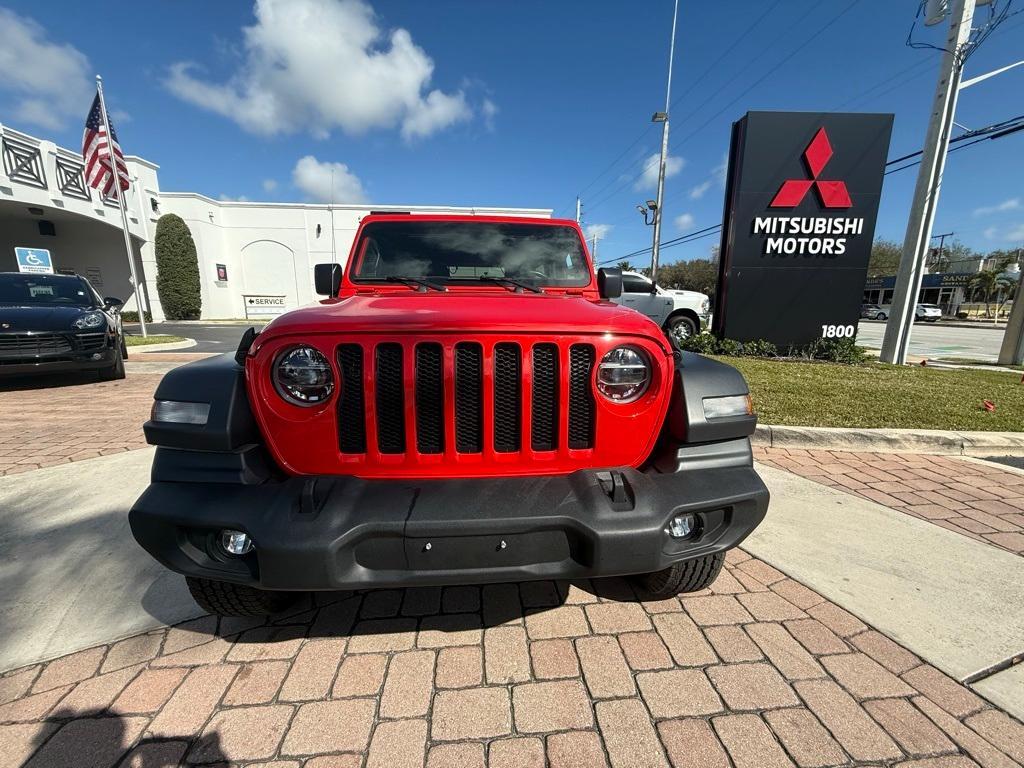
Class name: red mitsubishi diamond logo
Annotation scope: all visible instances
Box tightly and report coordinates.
[770,127,851,209]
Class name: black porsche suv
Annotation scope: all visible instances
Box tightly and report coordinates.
[0,272,127,380]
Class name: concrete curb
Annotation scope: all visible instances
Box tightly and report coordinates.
[754,423,1024,456]
[128,338,197,353]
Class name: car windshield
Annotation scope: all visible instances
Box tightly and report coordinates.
[0,274,95,307]
[350,221,591,287]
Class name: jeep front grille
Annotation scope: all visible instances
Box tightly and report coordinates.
[335,337,597,459]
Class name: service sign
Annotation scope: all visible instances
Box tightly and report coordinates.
[14,247,54,275]
[714,111,893,348]
[244,294,288,318]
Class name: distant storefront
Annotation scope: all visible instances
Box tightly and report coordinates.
[863,273,974,314]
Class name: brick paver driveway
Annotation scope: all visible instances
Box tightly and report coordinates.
[757,448,1024,556]
[3,552,1022,767]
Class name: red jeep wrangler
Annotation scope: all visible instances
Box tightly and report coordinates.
[130,215,768,616]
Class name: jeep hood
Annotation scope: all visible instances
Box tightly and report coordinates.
[259,292,666,345]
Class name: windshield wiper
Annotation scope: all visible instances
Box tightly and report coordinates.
[479,276,544,294]
[384,276,447,292]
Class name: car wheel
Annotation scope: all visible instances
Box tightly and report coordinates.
[876,312,887,321]
[633,551,725,598]
[664,313,698,345]
[98,347,126,381]
[120,338,128,359]
[186,576,298,617]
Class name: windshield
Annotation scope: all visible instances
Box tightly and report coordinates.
[350,221,591,287]
[0,273,96,307]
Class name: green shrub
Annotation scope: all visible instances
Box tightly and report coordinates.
[155,213,202,320]
[796,337,868,364]
[678,332,720,355]
[740,339,778,358]
[119,310,153,323]
[717,338,743,357]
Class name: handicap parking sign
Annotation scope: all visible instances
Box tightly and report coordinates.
[15,247,55,275]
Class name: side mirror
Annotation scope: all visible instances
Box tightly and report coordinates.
[597,268,622,299]
[103,297,123,309]
[314,263,342,297]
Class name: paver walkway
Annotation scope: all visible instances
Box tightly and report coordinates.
[3,553,1022,768]
[756,447,1024,556]
[0,374,156,476]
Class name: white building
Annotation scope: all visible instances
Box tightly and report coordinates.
[0,124,550,321]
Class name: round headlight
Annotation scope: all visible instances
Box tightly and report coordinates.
[273,346,335,406]
[596,345,650,403]
[72,311,106,330]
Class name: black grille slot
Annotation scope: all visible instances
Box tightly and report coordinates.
[493,343,521,452]
[568,345,596,449]
[0,333,73,356]
[454,342,484,453]
[415,343,445,454]
[375,343,406,453]
[76,333,108,352]
[531,343,559,451]
[336,344,366,453]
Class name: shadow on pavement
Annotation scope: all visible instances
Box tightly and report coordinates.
[24,708,225,767]
[0,371,104,392]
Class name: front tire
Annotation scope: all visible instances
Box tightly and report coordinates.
[664,313,698,346]
[186,576,298,617]
[634,552,725,598]
[98,347,126,380]
[876,312,887,321]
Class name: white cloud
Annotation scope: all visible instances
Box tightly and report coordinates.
[481,98,498,131]
[674,213,695,230]
[715,154,729,186]
[689,180,712,199]
[292,155,366,202]
[0,8,92,131]
[585,223,612,241]
[165,0,473,141]
[973,198,1020,217]
[262,179,278,192]
[983,223,1024,241]
[635,152,684,191]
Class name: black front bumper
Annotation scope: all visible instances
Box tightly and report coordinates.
[0,334,116,377]
[129,449,769,591]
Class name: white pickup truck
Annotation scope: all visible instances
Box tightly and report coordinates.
[613,271,711,343]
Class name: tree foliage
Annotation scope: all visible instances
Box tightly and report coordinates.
[868,239,902,277]
[656,258,718,295]
[154,214,202,320]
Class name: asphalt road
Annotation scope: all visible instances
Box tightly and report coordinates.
[125,321,266,353]
[857,319,1007,362]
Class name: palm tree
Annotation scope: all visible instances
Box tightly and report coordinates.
[968,269,1015,318]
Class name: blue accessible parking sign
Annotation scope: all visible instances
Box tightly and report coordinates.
[14,247,54,275]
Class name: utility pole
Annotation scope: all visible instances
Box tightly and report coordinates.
[930,231,954,271]
[590,234,600,262]
[649,0,679,293]
[998,262,1024,364]
[575,197,582,224]
[880,0,976,363]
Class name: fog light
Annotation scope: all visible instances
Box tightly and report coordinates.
[220,529,253,556]
[91,352,103,360]
[667,513,697,539]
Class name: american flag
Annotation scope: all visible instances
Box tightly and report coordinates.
[82,93,130,196]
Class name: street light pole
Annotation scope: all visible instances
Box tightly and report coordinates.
[649,0,679,293]
[880,0,976,364]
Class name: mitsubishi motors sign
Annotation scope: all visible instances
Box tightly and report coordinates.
[714,112,893,348]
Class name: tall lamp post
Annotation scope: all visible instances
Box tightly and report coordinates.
[648,0,680,292]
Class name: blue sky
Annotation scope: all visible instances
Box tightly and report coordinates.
[2,0,1022,266]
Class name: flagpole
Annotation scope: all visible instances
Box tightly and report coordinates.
[95,74,147,338]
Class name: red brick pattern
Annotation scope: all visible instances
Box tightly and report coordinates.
[757,447,1024,555]
[0,374,158,475]
[3,553,1021,767]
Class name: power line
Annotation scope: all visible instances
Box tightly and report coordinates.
[586,0,860,217]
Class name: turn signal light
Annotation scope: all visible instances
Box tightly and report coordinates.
[702,394,753,420]
[151,400,211,425]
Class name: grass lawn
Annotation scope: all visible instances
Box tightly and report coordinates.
[719,356,1024,432]
[125,334,187,347]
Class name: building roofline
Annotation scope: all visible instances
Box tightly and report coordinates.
[158,191,552,215]
[124,155,160,171]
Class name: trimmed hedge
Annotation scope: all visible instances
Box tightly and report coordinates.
[679,332,867,364]
[155,213,202,320]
